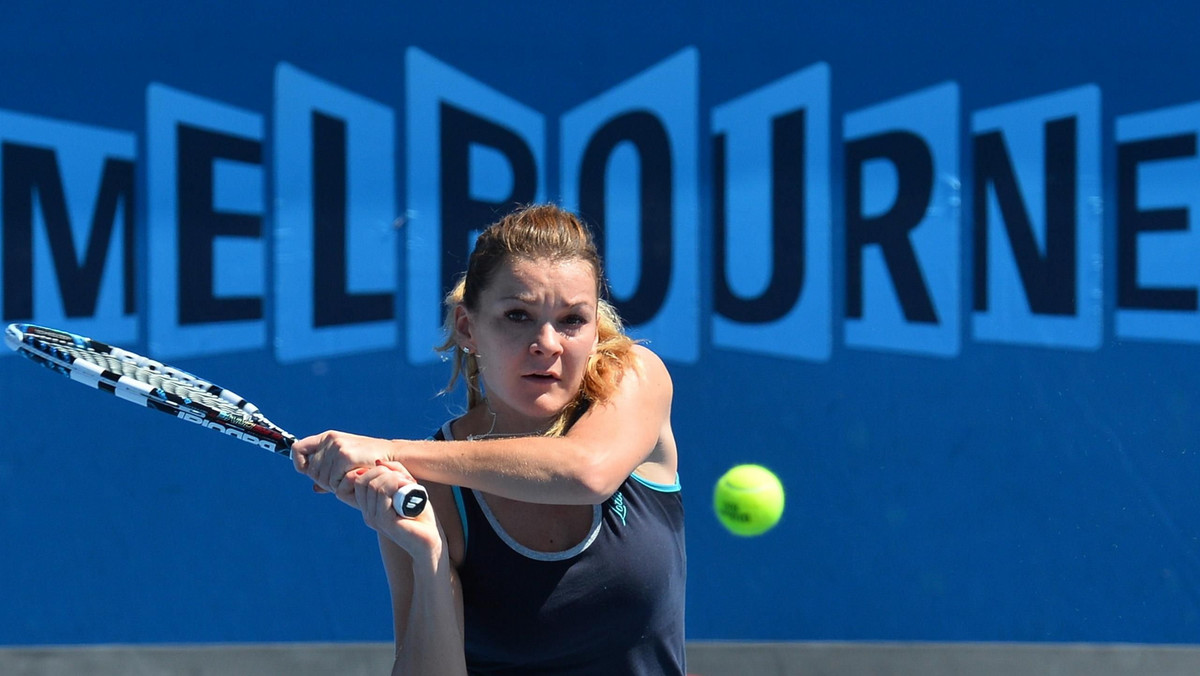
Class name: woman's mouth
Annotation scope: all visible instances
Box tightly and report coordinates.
[523,372,558,381]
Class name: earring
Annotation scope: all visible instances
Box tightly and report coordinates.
[461,345,472,354]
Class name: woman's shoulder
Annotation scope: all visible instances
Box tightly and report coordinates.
[626,343,672,388]
[629,342,658,362]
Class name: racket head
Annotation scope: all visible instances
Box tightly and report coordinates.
[5,323,295,455]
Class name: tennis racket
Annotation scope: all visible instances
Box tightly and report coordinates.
[4,323,428,518]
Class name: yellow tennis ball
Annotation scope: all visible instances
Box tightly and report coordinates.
[714,464,785,536]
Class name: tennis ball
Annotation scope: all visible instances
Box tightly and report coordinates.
[714,464,785,536]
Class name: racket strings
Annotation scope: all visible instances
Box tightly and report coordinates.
[12,324,295,453]
[49,340,248,417]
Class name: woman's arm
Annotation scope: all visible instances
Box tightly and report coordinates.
[397,345,675,503]
[294,345,675,505]
[352,464,467,675]
[380,537,466,676]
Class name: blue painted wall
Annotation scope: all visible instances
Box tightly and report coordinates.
[2,0,1200,646]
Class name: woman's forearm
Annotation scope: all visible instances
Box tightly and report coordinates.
[390,437,617,505]
[393,547,467,676]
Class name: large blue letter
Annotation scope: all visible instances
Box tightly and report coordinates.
[843,82,961,357]
[711,63,831,362]
[560,48,700,363]
[972,85,1102,350]
[0,110,136,347]
[147,84,265,358]
[405,48,545,364]
[1115,100,1200,343]
[274,63,398,363]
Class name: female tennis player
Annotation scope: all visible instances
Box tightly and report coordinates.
[292,204,685,675]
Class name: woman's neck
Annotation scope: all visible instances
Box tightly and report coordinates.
[461,398,551,440]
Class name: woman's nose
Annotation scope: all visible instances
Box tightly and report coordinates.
[531,323,563,355]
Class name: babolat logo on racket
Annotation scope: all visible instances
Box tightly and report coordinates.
[176,410,277,451]
[397,490,427,518]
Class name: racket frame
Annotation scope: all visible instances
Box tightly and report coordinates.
[5,322,428,518]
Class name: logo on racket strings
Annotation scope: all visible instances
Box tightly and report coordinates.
[176,410,278,450]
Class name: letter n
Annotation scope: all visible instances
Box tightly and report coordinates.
[971,85,1101,350]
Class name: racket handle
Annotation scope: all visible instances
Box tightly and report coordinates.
[393,484,429,518]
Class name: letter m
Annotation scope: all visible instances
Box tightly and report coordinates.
[1,112,136,323]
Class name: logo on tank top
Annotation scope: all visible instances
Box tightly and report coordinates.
[610,491,628,526]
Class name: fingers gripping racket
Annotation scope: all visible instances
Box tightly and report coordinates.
[4,323,427,518]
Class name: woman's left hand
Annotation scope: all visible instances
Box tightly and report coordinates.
[349,460,444,557]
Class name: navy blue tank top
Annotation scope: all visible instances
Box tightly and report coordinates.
[439,425,686,675]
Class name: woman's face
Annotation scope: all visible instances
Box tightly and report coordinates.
[458,256,599,432]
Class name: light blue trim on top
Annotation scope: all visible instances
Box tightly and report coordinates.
[631,472,682,492]
[451,485,469,553]
[442,421,470,553]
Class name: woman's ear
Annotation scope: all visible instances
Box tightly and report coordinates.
[454,304,475,351]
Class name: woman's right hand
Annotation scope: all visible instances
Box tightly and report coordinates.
[349,460,444,559]
[291,430,396,506]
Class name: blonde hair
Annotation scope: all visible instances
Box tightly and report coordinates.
[438,204,638,436]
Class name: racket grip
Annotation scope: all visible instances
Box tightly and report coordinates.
[393,484,429,518]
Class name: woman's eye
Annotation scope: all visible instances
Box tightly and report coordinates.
[561,314,588,327]
[504,310,529,322]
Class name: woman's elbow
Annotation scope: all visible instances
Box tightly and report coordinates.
[568,445,625,503]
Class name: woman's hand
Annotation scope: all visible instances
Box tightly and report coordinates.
[349,460,444,558]
[291,430,394,506]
